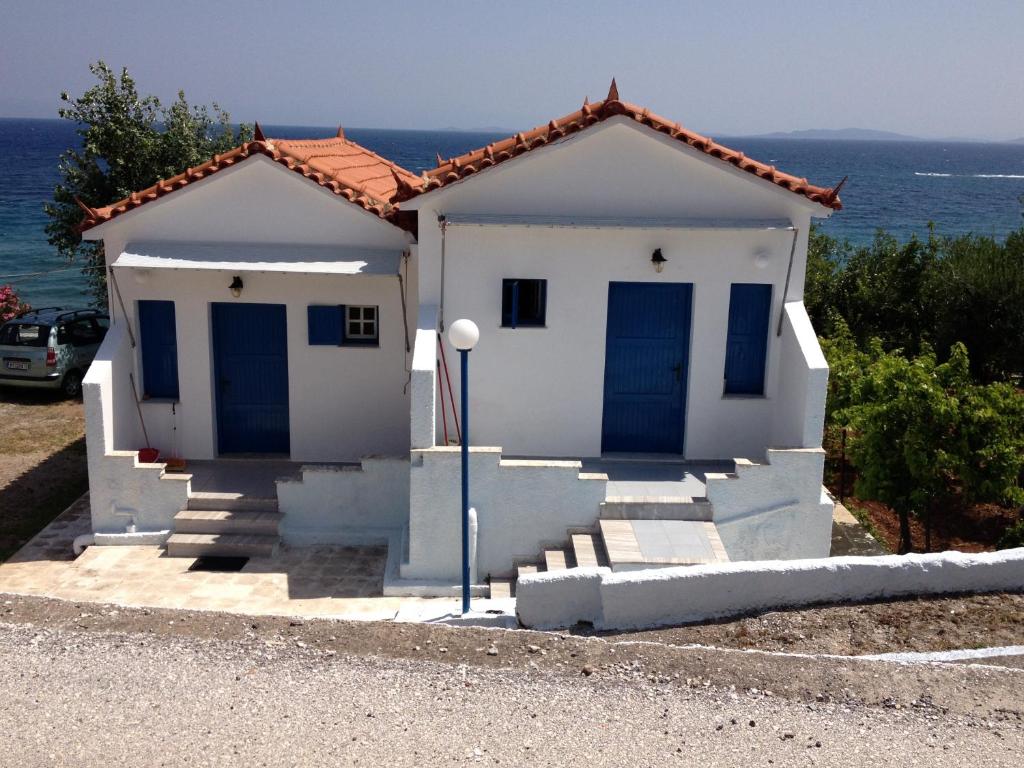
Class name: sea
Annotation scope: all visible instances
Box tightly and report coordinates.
[2,117,1023,309]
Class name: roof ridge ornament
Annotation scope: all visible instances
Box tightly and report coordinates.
[336,125,346,139]
[73,196,95,216]
[436,152,445,167]
[253,122,266,142]
[606,77,619,102]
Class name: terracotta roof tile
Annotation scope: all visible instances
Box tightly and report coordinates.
[77,127,421,232]
[397,81,843,211]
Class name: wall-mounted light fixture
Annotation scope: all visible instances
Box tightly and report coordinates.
[229,275,244,297]
[651,248,667,273]
[753,248,771,269]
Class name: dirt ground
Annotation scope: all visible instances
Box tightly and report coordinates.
[848,497,1019,554]
[592,592,1024,655]
[1,592,1021,723]
[0,388,86,560]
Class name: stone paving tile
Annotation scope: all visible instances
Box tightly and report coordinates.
[0,502,442,621]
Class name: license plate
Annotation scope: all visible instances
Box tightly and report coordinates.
[4,360,29,370]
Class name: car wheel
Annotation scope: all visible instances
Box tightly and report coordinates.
[61,370,83,399]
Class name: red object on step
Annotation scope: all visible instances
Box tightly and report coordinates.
[138,448,160,463]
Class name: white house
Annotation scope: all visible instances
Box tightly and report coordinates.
[77,82,843,596]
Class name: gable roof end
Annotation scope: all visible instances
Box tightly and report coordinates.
[397,81,843,211]
[76,129,422,232]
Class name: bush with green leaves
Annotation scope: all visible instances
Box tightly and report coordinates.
[808,224,1024,382]
[45,62,251,306]
[828,340,1024,553]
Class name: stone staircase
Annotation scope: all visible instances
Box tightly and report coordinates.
[487,497,728,598]
[165,492,283,559]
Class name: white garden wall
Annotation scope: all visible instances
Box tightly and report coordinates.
[400,447,607,582]
[83,323,189,533]
[705,448,834,561]
[277,458,410,545]
[771,302,829,449]
[516,548,1024,630]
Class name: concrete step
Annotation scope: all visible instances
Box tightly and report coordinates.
[600,497,713,522]
[186,493,278,513]
[543,548,571,571]
[173,509,283,536]
[516,563,540,580]
[488,578,513,599]
[165,532,278,559]
[570,532,608,568]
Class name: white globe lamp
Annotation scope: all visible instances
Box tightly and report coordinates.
[448,318,480,351]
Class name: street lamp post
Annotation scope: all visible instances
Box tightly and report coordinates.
[447,319,480,615]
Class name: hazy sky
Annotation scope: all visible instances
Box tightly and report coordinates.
[1,0,1022,139]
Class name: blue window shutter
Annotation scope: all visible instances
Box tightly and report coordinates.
[138,300,179,399]
[724,284,772,395]
[308,305,343,345]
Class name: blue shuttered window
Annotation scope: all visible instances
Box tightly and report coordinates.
[138,300,179,399]
[308,305,344,345]
[723,284,772,396]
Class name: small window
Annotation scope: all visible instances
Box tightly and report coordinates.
[67,319,101,347]
[723,284,772,396]
[501,279,547,328]
[307,305,379,346]
[345,305,378,345]
[0,323,48,347]
[138,300,179,400]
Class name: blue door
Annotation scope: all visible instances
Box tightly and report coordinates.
[601,282,693,454]
[212,303,290,454]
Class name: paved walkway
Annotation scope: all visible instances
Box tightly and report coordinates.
[830,500,889,556]
[0,494,452,621]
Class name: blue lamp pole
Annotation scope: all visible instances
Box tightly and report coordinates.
[448,319,480,615]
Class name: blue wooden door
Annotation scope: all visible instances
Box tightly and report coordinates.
[601,282,693,454]
[212,303,290,454]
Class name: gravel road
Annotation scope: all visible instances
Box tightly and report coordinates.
[0,614,1020,767]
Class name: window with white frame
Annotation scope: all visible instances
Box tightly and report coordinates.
[345,305,378,344]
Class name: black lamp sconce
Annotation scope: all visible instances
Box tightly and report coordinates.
[651,248,667,273]
[229,275,244,297]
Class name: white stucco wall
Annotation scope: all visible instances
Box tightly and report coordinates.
[277,458,410,545]
[401,447,607,581]
[84,155,416,462]
[409,117,827,459]
[772,302,829,449]
[706,448,833,561]
[517,548,1024,630]
[423,224,799,459]
[83,323,190,533]
[410,304,439,450]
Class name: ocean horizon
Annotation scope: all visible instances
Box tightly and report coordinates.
[2,117,1023,309]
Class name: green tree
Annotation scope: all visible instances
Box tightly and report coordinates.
[804,226,849,334]
[924,229,1024,381]
[832,229,941,355]
[44,62,251,306]
[837,341,1024,552]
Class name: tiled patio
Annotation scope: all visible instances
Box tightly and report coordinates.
[0,495,442,620]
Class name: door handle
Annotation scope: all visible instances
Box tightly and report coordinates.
[671,363,682,381]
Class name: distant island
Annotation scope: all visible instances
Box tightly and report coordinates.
[742,127,923,142]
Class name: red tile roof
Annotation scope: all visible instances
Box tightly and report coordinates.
[392,80,843,211]
[77,125,421,232]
